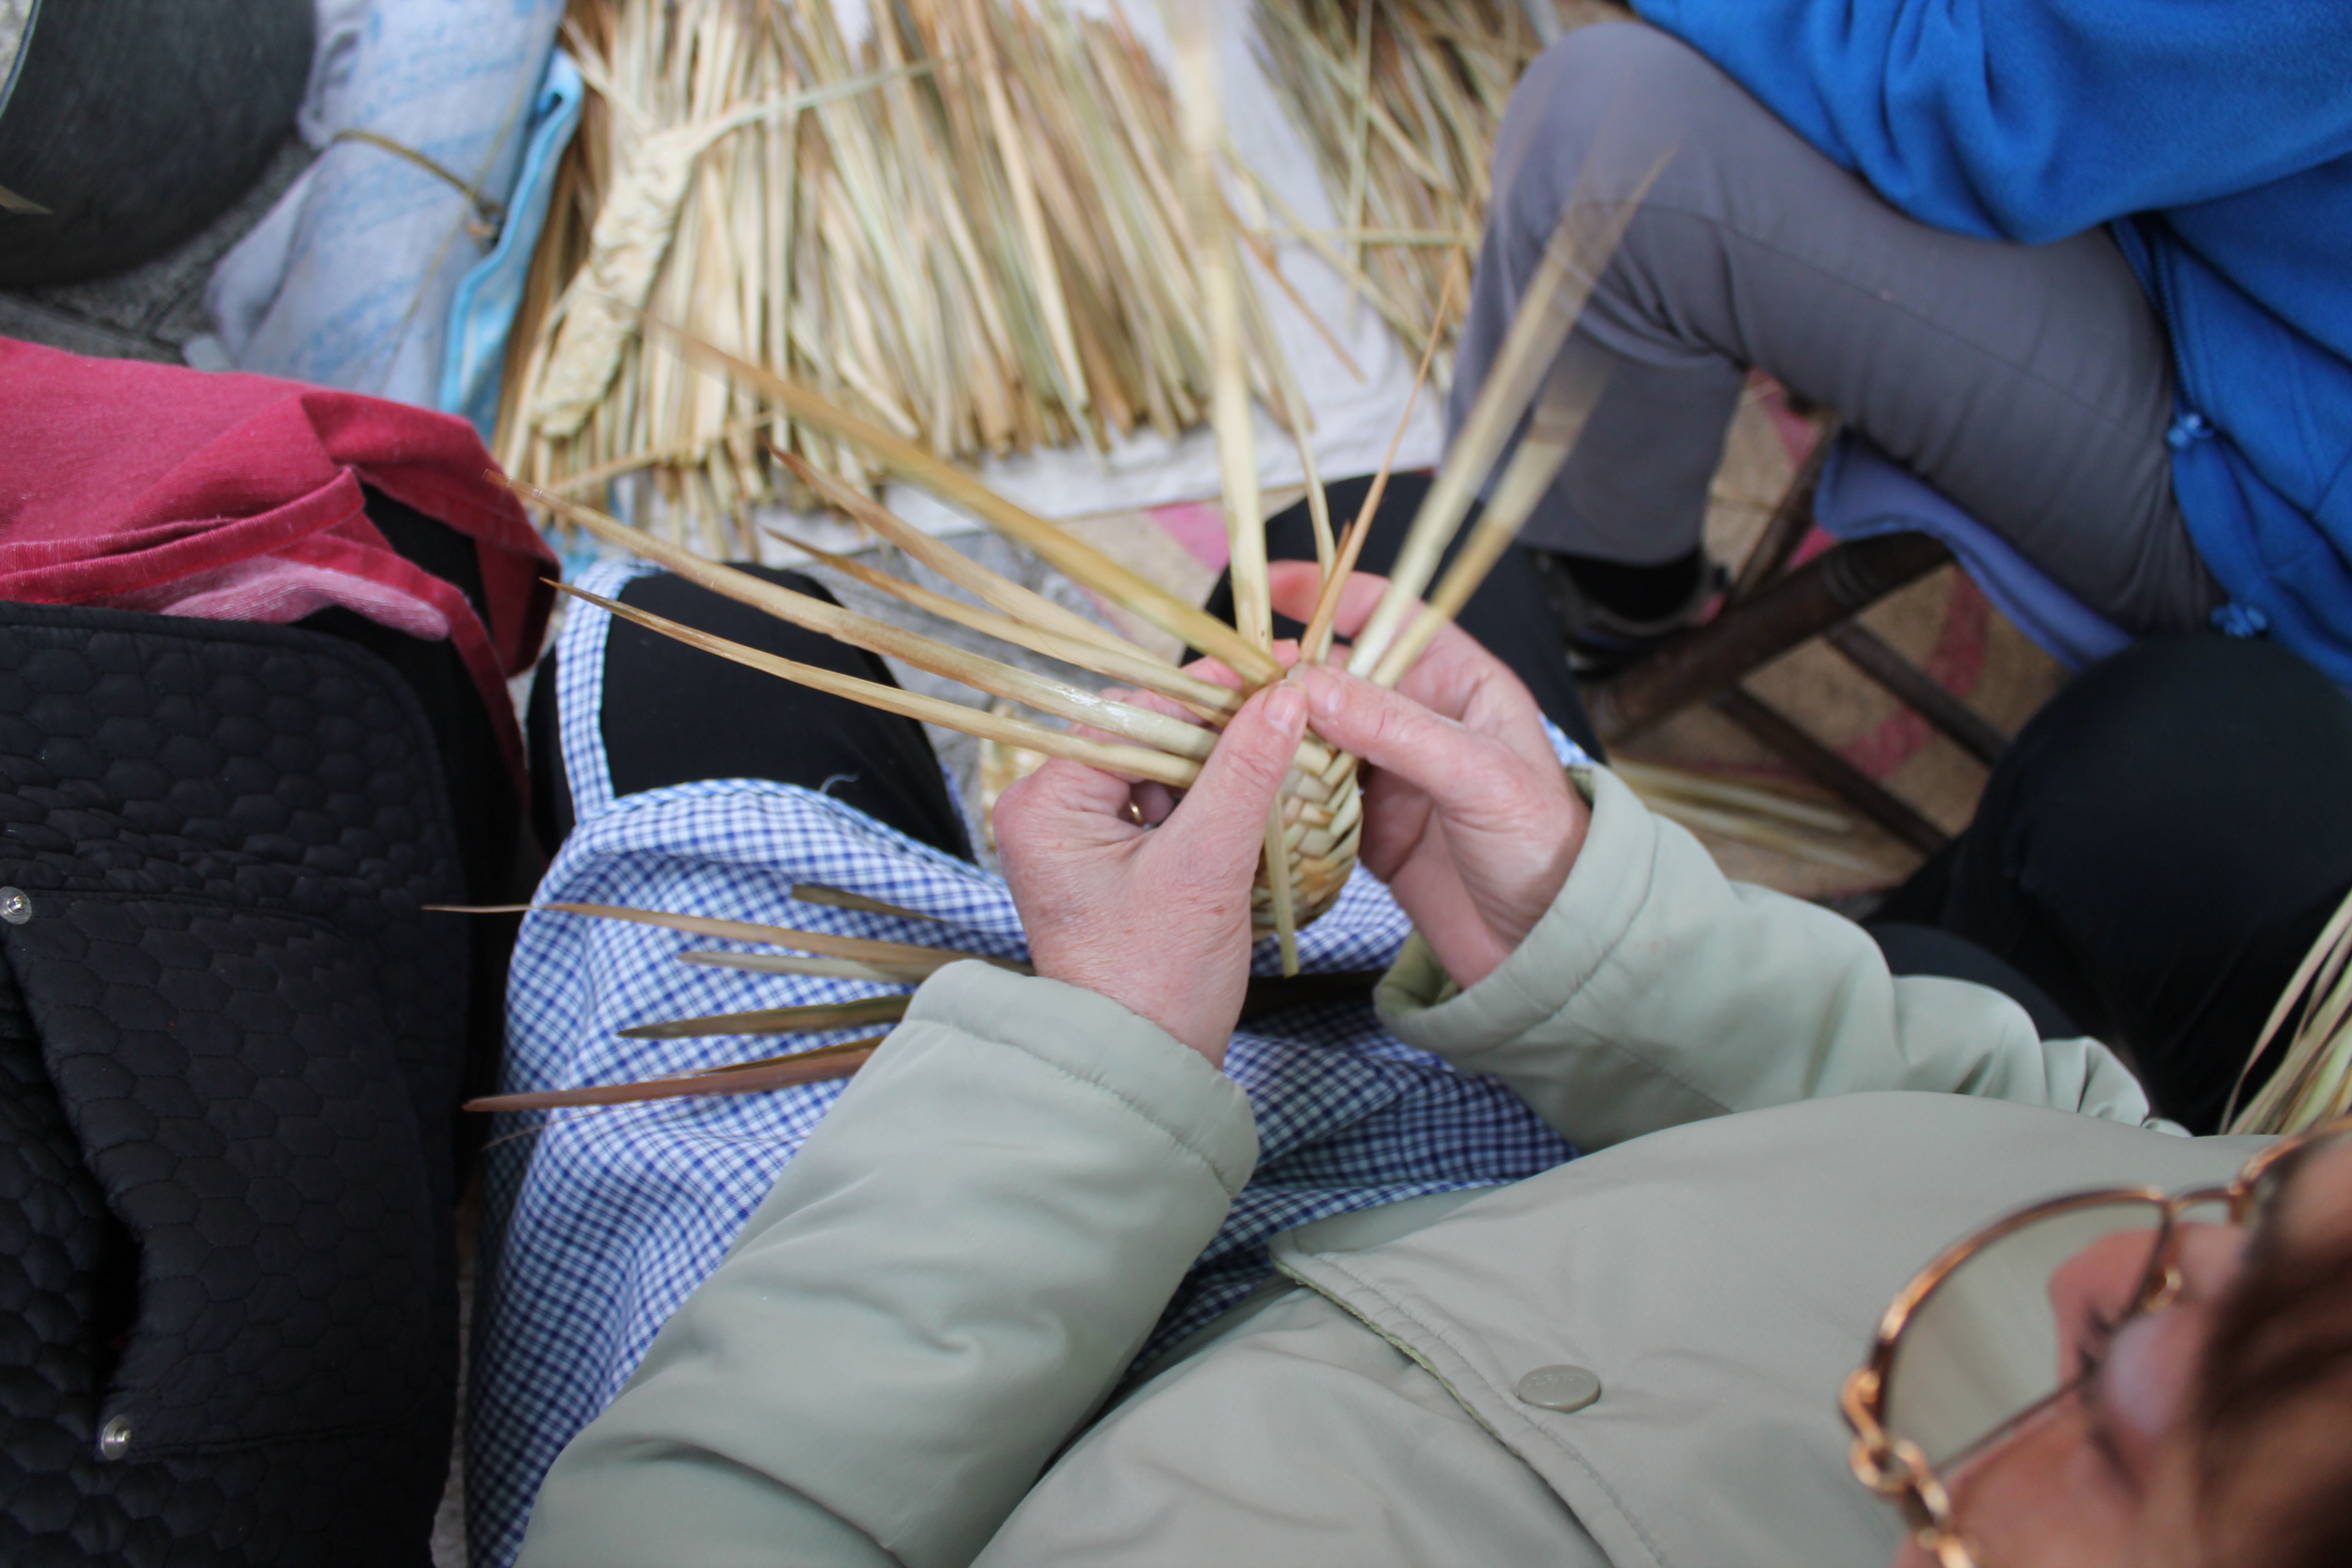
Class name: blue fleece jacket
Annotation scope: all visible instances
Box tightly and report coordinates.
[1634,1,2352,679]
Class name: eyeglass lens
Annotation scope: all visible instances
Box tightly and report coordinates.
[1881,1198,2169,1469]
[2245,1126,2352,1226]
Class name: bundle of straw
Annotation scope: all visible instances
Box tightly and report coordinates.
[1609,762,1870,875]
[1252,0,1543,366]
[497,0,1304,547]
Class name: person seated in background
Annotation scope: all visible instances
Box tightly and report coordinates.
[1455,13,2352,673]
[509,544,2352,1567]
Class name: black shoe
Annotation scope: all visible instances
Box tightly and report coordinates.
[1526,547,1717,673]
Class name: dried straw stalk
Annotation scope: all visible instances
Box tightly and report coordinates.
[499,0,1314,540]
[464,937,1392,1114]
[617,994,911,1041]
[464,1035,884,1112]
[1346,150,1666,682]
[1253,0,1543,368]
[788,882,947,922]
[542,899,1031,973]
[1608,762,1871,874]
[1169,2,1306,970]
[2226,886,2352,1135]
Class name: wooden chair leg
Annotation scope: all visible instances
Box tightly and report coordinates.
[1586,531,1952,744]
[1822,623,2009,766]
[1724,415,1840,607]
[1585,415,1991,867]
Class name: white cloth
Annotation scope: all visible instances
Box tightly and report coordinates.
[204,0,564,406]
[294,0,375,149]
[0,0,34,120]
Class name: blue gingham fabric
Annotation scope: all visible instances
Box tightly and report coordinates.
[466,558,1585,1567]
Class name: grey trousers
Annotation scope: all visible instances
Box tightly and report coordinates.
[1451,22,2223,635]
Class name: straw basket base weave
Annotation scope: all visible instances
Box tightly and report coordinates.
[1251,746,1363,937]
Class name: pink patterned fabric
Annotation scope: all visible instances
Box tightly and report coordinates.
[0,336,556,787]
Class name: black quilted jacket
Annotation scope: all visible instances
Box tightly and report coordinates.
[0,601,494,1566]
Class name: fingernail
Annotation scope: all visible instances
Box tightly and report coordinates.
[1295,665,1341,718]
[1265,680,1306,733]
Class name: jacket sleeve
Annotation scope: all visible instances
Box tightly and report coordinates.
[1376,766,2158,1152]
[1630,0,2352,241]
[515,962,1259,1568]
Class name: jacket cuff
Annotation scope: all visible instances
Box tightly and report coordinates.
[1376,766,1660,1059]
[908,961,1259,1196]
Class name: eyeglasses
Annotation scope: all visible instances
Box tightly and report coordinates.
[1840,1115,2352,1567]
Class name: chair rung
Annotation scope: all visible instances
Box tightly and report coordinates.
[1822,622,2009,766]
[1587,532,1953,743]
[1710,686,1950,857]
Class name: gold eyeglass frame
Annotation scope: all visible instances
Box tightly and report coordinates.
[1838,1113,2352,1568]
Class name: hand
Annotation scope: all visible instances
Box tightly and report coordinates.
[993,680,1310,1064]
[1270,563,1588,989]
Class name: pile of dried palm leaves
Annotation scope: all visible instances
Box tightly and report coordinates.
[1252,0,1544,368]
[1610,762,1870,875]
[464,30,1660,1114]
[2227,887,2352,1136]
[497,0,1308,547]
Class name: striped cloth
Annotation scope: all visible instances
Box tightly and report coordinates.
[466,558,1582,1567]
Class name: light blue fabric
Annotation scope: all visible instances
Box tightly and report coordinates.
[1813,432,2128,672]
[205,0,566,406]
[466,558,1584,1568]
[439,49,582,439]
[1632,0,2352,679]
[0,0,38,124]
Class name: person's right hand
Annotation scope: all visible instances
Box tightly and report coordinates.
[1271,563,1589,990]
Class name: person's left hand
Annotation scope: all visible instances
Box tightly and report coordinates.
[993,680,1309,1065]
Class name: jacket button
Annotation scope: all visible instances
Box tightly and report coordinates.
[0,888,29,925]
[1515,1364,1602,1412]
[99,1413,133,1460]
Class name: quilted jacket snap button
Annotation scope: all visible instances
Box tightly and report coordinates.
[0,888,29,924]
[99,1413,133,1460]
[1515,1364,1602,1412]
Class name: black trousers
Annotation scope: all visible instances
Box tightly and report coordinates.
[530,564,976,864]
[545,496,2350,1136]
[1875,634,2352,1133]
